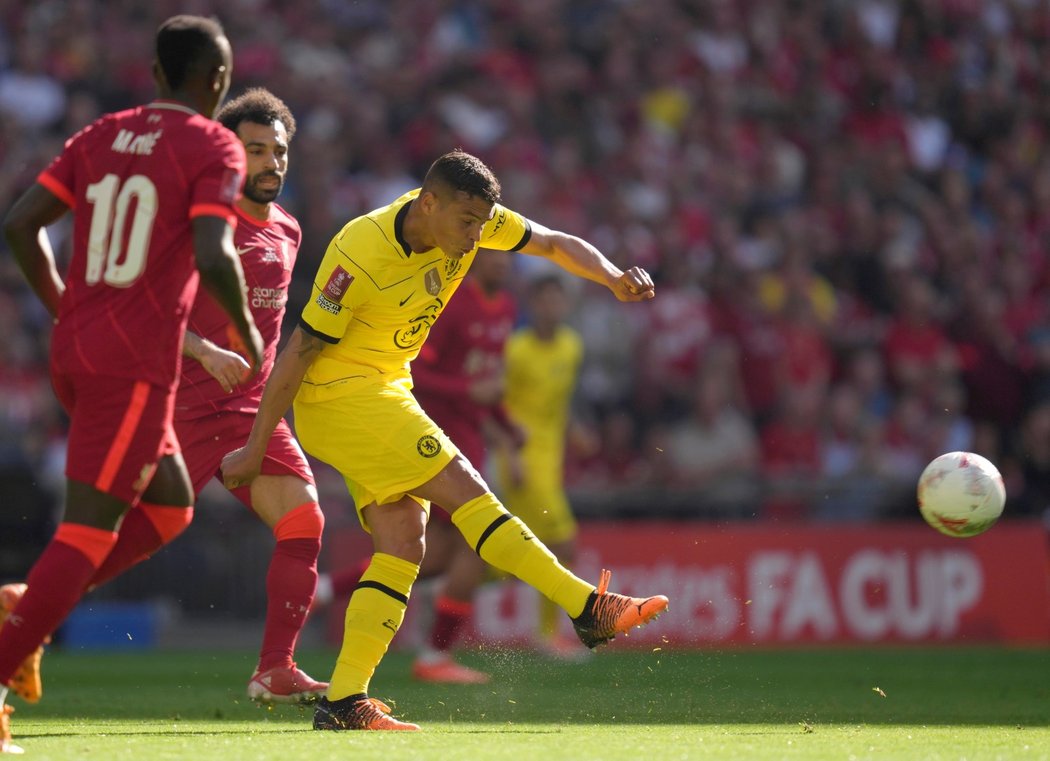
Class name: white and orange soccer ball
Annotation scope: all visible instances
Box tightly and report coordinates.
[917,451,1005,538]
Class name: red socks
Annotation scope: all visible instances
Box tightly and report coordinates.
[0,523,117,686]
[257,502,323,672]
[429,595,473,652]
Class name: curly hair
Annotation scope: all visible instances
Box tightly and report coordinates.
[216,87,297,141]
[422,149,501,205]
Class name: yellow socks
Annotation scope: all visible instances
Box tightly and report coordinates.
[328,552,419,700]
[452,494,592,618]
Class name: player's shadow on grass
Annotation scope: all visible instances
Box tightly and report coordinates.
[30,648,1050,728]
[22,726,563,738]
[21,728,315,739]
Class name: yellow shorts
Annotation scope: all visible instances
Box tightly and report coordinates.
[500,483,577,545]
[496,455,577,545]
[292,373,459,530]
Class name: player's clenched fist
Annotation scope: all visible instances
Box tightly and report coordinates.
[221,446,261,489]
[614,266,655,302]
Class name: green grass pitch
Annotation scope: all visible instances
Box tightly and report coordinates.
[6,645,1049,760]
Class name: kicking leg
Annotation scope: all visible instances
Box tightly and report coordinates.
[418,456,668,650]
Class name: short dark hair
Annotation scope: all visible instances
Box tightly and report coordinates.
[422,150,501,205]
[156,15,226,91]
[217,88,297,140]
[528,273,566,297]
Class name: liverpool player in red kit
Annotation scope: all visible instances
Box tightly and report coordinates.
[174,88,327,703]
[0,16,262,754]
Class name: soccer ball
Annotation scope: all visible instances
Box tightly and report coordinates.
[917,451,1005,538]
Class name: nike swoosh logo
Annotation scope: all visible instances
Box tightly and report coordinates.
[399,291,415,306]
[235,245,253,256]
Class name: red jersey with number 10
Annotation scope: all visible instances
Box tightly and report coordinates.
[38,100,245,390]
[175,203,301,420]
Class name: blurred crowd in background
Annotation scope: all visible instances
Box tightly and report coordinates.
[3,0,1050,581]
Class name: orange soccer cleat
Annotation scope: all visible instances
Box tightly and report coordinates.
[247,663,328,704]
[0,585,44,704]
[571,569,669,649]
[411,653,490,685]
[1,704,23,754]
[313,695,421,731]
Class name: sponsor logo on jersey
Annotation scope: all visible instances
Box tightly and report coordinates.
[252,286,286,310]
[393,300,442,349]
[424,267,442,296]
[416,434,442,458]
[323,265,353,302]
[315,293,342,315]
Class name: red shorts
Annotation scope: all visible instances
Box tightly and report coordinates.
[52,371,178,504]
[175,411,314,510]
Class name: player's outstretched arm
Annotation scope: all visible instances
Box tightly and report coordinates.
[192,215,264,373]
[183,330,251,393]
[221,325,324,488]
[517,220,655,302]
[3,184,70,318]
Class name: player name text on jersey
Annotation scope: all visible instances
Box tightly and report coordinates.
[111,129,163,155]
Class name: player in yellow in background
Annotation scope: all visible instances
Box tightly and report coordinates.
[497,274,586,657]
[221,150,668,731]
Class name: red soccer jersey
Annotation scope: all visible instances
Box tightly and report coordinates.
[175,203,301,419]
[413,277,517,449]
[39,100,245,390]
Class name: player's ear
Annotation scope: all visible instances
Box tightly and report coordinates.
[419,190,439,215]
[152,59,169,92]
[208,64,227,93]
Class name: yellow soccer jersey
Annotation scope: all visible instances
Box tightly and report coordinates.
[298,189,530,402]
[503,325,584,482]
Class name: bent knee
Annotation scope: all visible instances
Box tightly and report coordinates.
[382,534,426,565]
[272,501,324,541]
[365,499,427,563]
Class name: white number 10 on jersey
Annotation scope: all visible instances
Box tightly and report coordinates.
[85,173,158,286]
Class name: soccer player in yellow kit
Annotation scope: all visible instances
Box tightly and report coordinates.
[498,274,585,656]
[221,150,668,731]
